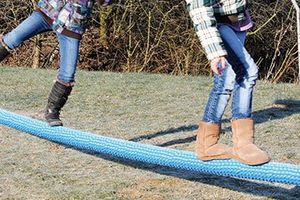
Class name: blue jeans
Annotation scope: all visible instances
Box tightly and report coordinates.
[3,11,80,83]
[203,24,258,123]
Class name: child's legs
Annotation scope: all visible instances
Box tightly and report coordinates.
[3,11,51,49]
[231,47,258,119]
[219,24,258,119]
[56,33,80,84]
[202,64,236,123]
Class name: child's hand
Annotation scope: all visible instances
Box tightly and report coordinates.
[210,56,226,75]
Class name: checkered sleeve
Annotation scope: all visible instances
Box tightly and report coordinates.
[186,0,227,60]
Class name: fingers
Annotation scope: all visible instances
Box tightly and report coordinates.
[218,57,226,74]
[210,57,227,75]
[211,64,220,75]
[220,57,226,70]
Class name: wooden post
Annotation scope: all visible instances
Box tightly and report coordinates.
[99,6,112,48]
[291,0,300,84]
[31,0,41,69]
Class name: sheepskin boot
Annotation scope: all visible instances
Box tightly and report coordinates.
[196,121,232,161]
[231,118,270,165]
[0,36,10,62]
[45,81,73,126]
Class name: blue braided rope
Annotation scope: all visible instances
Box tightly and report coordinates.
[0,108,299,186]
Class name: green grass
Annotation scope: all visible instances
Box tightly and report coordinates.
[0,66,300,199]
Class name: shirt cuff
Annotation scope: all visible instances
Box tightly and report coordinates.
[206,49,228,60]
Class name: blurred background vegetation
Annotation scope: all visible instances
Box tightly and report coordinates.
[0,0,298,83]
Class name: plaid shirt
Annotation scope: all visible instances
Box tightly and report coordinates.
[38,0,112,36]
[186,0,248,60]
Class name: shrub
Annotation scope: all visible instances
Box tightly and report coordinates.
[0,0,298,83]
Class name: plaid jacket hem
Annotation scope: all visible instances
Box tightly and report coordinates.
[187,0,248,60]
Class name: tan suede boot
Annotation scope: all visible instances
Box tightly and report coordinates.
[196,121,232,161]
[231,118,270,165]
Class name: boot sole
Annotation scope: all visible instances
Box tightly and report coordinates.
[199,154,270,165]
[48,121,63,127]
[232,153,271,166]
[198,153,233,161]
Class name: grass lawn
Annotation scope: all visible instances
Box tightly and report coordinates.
[0,66,300,199]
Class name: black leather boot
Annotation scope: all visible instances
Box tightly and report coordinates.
[0,36,10,62]
[45,81,73,126]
